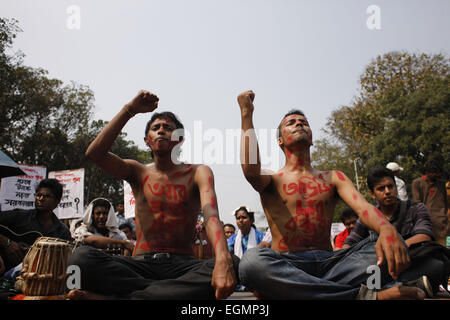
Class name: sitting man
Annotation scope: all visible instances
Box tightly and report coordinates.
[334,207,358,250]
[73,198,133,255]
[344,166,448,296]
[0,178,72,279]
[236,90,425,300]
[68,90,237,300]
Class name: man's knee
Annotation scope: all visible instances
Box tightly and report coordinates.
[239,248,267,279]
[68,245,96,269]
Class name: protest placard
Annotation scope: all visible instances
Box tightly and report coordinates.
[0,164,47,211]
[124,180,136,219]
[48,168,84,219]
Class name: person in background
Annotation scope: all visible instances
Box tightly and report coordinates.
[344,166,448,297]
[386,162,408,201]
[227,206,265,259]
[412,159,448,246]
[334,207,358,250]
[73,198,133,255]
[119,222,136,245]
[223,224,236,239]
[0,179,72,280]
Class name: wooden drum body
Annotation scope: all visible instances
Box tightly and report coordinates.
[19,237,74,296]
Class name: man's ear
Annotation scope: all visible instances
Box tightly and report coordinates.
[370,191,376,199]
[278,136,284,149]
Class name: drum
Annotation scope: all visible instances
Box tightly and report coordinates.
[18,237,74,296]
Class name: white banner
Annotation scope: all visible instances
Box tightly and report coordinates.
[124,181,136,219]
[48,168,84,219]
[0,164,47,211]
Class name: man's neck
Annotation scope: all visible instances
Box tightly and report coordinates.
[284,147,312,173]
[153,152,179,172]
[36,210,54,228]
[379,201,399,220]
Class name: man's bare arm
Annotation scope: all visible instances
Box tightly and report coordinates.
[332,170,410,280]
[405,234,432,247]
[85,90,158,181]
[237,90,271,193]
[195,165,236,299]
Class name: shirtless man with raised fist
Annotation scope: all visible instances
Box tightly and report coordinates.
[68,90,237,300]
[236,90,427,300]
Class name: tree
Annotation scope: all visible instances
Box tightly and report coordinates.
[0,17,152,208]
[322,51,449,193]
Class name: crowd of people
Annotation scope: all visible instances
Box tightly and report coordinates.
[0,89,448,300]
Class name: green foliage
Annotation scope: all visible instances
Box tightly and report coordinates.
[0,17,152,208]
[320,51,449,198]
[313,51,449,221]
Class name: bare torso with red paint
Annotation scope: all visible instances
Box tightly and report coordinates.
[130,163,200,255]
[261,169,339,252]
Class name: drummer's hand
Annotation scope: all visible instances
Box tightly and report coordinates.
[4,241,27,266]
[122,240,134,256]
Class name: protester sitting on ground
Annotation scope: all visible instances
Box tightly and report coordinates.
[343,166,449,296]
[236,90,425,300]
[227,206,265,259]
[73,198,133,255]
[0,178,72,280]
[223,224,236,239]
[334,207,358,250]
[119,222,136,245]
[68,90,237,300]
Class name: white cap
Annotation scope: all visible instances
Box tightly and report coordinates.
[386,162,403,172]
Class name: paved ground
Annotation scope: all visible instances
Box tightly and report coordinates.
[227,292,257,300]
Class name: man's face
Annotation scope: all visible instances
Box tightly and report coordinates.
[144,118,180,154]
[224,226,235,239]
[343,217,357,233]
[92,205,109,230]
[116,204,124,214]
[278,114,313,150]
[371,177,398,207]
[35,187,59,212]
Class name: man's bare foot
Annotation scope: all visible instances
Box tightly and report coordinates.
[67,289,108,300]
[377,286,426,300]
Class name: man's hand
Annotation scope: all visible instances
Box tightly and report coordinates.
[3,241,27,267]
[237,90,255,115]
[126,90,159,115]
[375,225,410,280]
[211,255,237,299]
[122,240,134,256]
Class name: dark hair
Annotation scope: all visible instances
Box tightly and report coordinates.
[92,198,111,212]
[144,111,184,138]
[223,223,236,230]
[119,222,133,230]
[277,109,306,139]
[424,159,442,174]
[37,179,63,202]
[234,206,255,221]
[340,207,358,223]
[367,166,396,192]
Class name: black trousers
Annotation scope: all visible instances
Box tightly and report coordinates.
[67,245,240,300]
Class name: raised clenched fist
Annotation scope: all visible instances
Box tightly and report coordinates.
[127,90,159,115]
[237,90,255,114]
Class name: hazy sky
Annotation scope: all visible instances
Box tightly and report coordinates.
[2,0,449,226]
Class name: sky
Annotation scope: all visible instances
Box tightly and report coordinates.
[2,0,449,227]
